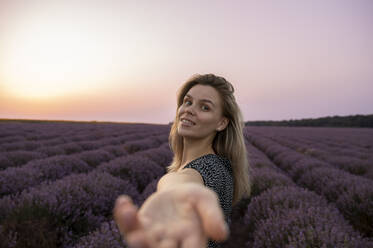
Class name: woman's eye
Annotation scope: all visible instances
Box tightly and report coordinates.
[183,100,209,111]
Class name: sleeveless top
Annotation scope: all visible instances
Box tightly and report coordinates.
[181,153,234,248]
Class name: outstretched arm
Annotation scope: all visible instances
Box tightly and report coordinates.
[113,169,229,248]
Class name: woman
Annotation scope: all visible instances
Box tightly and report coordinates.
[113,73,251,248]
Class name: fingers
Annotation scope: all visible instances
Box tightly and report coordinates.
[181,233,207,248]
[113,195,142,235]
[192,188,229,242]
[126,230,149,248]
[114,195,152,248]
[143,223,165,248]
[158,238,178,248]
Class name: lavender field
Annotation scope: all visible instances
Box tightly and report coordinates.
[0,121,372,248]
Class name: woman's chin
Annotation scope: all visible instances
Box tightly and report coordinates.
[177,127,195,137]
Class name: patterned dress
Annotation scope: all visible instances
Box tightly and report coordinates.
[182,153,234,248]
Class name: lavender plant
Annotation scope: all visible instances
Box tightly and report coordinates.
[73,221,126,248]
[0,155,91,197]
[97,154,165,193]
[0,171,138,248]
[76,150,114,167]
[245,186,368,247]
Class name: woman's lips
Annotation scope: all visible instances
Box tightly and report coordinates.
[180,118,196,127]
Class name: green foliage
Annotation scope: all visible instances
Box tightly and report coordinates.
[245,114,373,127]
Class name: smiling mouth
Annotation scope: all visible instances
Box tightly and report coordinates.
[180,118,195,126]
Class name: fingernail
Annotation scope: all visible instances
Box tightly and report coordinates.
[116,195,130,205]
[127,234,143,248]
[128,240,141,248]
[222,222,229,235]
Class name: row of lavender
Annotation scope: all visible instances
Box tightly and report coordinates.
[0,126,169,196]
[247,126,373,161]
[0,131,164,170]
[0,125,173,248]
[70,132,371,248]
[0,122,170,170]
[59,126,373,248]
[0,122,169,143]
[244,126,373,150]
[244,127,373,239]
[0,122,169,245]
[55,139,289,248]
[1,122,372,247]
[228,140,369,247]
[247,126,373,179]
[0,122,169,150]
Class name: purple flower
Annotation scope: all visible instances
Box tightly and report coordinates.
[2,150,47,168]
[98,154,165,193]
[73,220,126,248]
[136,146,173,168]
[251,167,295,197]
[244,186,368,247]
[0,171,138,247]
[77,150,115,167]
[0,155,91,196]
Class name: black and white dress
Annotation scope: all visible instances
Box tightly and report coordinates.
[181,153,234,248]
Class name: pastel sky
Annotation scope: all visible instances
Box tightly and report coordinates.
[0,0,372,124]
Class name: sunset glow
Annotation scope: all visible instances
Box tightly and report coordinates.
[1,3,132,100]
[0,0,372,123]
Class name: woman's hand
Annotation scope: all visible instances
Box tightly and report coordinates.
[113,182,229,248]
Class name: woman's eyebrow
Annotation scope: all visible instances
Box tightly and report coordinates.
[185,94,215,106]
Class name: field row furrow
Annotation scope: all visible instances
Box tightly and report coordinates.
[245,131,373,238]
[0,142,173,247]
[0,134,168,198]
[0,131,169,170]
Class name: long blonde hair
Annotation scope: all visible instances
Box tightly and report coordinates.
[166,73,251,206]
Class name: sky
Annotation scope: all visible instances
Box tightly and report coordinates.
[0,0,372,124]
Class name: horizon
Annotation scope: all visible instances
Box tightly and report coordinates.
[1,113,370,126]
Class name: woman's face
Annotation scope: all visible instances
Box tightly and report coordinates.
[177,84,228,139]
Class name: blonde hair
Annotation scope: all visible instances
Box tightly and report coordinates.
[166,73,251,206]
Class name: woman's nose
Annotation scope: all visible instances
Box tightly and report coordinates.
[185,104,195,115]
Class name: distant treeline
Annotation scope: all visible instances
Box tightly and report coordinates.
[245,114,373,128]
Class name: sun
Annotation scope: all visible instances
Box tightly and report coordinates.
[0,11,126,100]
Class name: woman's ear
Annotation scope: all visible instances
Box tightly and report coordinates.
[217,117,229,131]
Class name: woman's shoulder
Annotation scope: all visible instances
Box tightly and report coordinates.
[210,154,233,174]
[186,154,234,224]
[185,153,233,177]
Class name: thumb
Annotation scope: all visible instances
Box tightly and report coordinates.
[113,195,142,235]
[191,188,229,242]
